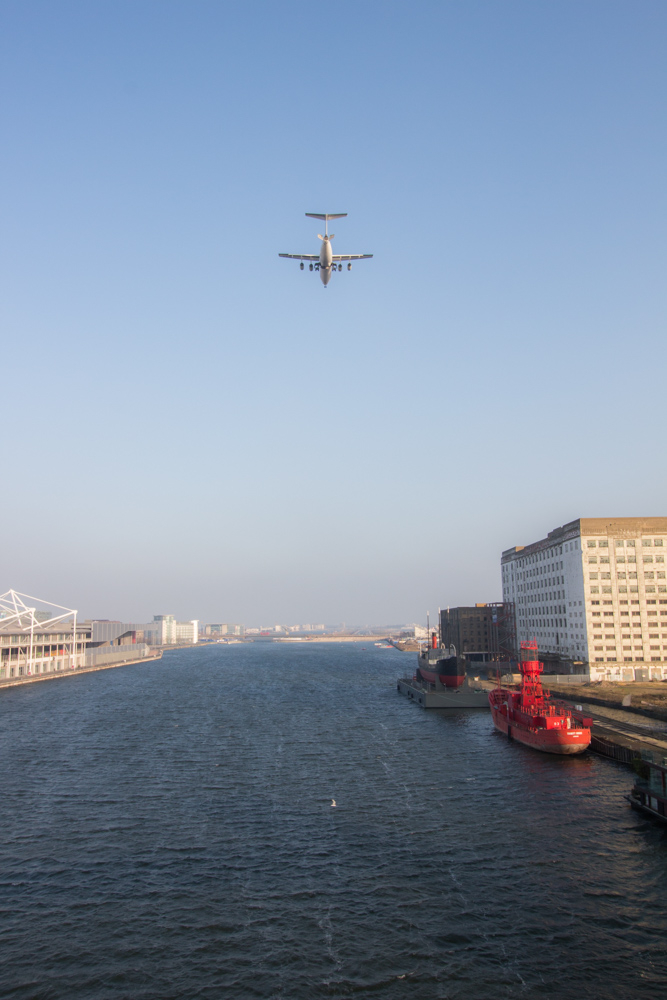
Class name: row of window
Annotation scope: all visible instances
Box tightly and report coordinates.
[0,634,76,644]
[594,644,667,649]
[594,637,667,642]
[587,539,664,547]
[590,572,666,579]
[594,657,664,662]
[588,555,664,563]
[590,586,667,594]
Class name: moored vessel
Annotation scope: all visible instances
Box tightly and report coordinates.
[629,752,667,824]
[489,640,592,754]
[417,631,466,688]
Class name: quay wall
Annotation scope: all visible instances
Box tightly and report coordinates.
[0,647,163,691]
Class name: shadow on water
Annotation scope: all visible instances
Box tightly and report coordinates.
[0,642,666,1000]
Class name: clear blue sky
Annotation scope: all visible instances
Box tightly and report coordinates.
[1,1,665,624]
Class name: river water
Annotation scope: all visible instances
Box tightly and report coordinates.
[1,643,666,1000]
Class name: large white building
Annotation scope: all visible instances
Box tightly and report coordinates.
[153,615,198,644]
[175,619,198,644]
[501,518,667,682]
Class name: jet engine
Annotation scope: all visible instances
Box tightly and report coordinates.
[309,263,314,271]
[338,264,342,271]
[347,262,352,271]
[300,262,304,270]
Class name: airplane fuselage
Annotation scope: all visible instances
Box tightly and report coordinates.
[319,236,333,285]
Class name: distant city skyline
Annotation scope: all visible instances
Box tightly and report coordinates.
[2,1,665,622]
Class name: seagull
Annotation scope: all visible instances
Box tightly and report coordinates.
[331,799,337,807]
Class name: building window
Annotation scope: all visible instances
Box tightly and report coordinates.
[655,539,664,547]
[587,540,597,548]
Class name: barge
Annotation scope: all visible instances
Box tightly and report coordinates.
[398,633,488,709]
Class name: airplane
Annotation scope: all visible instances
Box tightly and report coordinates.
[279,213,373,287]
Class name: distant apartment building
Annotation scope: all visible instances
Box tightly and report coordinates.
[440,604,514,662]
[153,615,198,644]
[153,615,176,644]
[501,518,667,682]
[204,623,245,637]
[175,620,198,644]
[400,624,429,639]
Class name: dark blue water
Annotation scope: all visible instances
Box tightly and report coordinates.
[1,643,666,1000]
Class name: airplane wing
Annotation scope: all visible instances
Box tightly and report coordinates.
[331,254,374,261]
[279,253,319,260]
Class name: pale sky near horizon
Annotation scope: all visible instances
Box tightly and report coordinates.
[1,1,666,625]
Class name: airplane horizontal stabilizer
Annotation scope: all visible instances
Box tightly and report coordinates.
[306,213,347,221]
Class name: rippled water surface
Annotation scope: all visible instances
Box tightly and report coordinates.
[1,643,666,1000]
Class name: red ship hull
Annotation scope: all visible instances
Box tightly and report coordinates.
[417,666,465,689]
[489,640,592,755]
[489,695,591,754]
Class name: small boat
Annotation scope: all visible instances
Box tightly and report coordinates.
[629,753,667,824]
[488,640,592,755]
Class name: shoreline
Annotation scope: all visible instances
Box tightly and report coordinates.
[0,652,163,691]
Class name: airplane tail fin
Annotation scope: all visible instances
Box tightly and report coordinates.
[317,234,335,241]
[307,212,346,237]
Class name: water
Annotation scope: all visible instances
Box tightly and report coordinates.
[1,643,666,1000]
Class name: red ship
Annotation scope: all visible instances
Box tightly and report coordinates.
[416,632,466,688]
[489,640,592,754]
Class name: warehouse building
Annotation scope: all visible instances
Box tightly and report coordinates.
[501,517,667,682]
